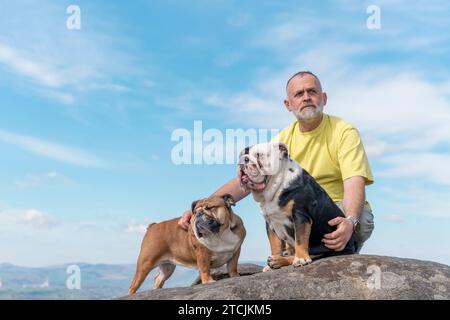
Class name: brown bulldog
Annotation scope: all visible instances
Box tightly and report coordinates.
[128,194,246,294]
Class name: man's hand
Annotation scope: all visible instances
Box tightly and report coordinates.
[322,217,353,251]
[178,209,192,230]
[178,178,249,231]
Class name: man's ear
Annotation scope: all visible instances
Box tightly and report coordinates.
[322,92,327,106]
[284,99,291,111]
[191,200,199,213]
[222,194,235,208]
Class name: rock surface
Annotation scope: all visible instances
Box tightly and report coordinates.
[120,255,450,300]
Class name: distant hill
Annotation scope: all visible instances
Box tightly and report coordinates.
[0,262,199,299]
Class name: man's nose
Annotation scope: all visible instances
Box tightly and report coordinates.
[303,91,311,100]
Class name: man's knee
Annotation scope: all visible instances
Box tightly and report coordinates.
[356,206,374,244]
[353,206,374,253]
[335,201,374,251]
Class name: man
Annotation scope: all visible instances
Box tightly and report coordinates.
[179,71,374,253]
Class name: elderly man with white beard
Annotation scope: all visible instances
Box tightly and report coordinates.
[179,71,374,254]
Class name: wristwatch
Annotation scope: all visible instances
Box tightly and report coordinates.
[346,216,361,233]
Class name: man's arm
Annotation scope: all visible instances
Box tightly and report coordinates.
[210,177,250,202]
[178,178,250,230]
[322,176,366,251]
[342,175,366,219]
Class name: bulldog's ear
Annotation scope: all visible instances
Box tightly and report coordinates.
[239,146,252,158]
[222,194,235,208]
[191,200,199,213]
[277,142,289,158]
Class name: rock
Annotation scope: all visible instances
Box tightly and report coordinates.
[119,255,450,300]
[190,263,264,286]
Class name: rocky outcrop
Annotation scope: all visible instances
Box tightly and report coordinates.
[120,255,450,300]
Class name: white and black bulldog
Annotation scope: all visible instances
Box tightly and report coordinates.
[238,142,355,270]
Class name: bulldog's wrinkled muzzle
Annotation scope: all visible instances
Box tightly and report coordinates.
[238,156,267,191]
[195,212,221,238]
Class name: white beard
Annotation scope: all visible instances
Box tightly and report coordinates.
[293,105,324,122]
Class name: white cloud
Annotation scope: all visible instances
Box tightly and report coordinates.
[380,152,450,186]
[0,43,65,88]
[383,184,450,218]
[87,83,132,93]
[0,130,104,167]
[251,10,338,51]
[329,73,450,139]
[0,205,60,229]
[42,90,75,105]
[382,214,405,223]
[257,21,306,47]
[0,1,145,104]
[15,172,72,189]
[21,209,60,229]
[125,219,149,234]
[0,203,151,266]
[203,91,291,129]
[361,135,392,159]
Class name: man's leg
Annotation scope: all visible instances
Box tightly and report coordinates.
[354,205,374,252]
[335,202,375,253]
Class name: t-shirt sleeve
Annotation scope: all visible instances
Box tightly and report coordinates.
[338,127,374,185]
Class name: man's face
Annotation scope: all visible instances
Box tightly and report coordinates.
[284,74,327,122]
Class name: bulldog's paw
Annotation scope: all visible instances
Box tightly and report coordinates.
[262,265,272,272]
[204,279,216,284]
[267,255,287,269]
[228,272,240,278]
[292,255,312,267]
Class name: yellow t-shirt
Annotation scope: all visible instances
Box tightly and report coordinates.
[272,114,374,203]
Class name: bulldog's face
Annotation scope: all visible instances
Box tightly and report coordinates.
[238,142,289,191]
[191,194,235,238]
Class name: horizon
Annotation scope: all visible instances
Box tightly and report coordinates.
[2,254,449,269]
[0,259,269,269]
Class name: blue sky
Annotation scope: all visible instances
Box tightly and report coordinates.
[1,0,450,267]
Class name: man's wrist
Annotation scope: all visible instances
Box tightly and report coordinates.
[346,216,361,233]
